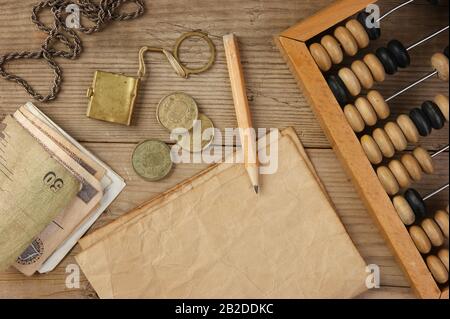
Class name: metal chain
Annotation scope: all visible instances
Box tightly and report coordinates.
[0,0,145,102]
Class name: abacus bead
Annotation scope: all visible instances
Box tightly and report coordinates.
[310,43,332,72]
[327,75,349,106]
[438,249,449,271]
[387,39,410,68]
[388,160,411,189]
[410,108,432,136]
[384,122,407,151]
[361,135,383,165]
[426,255,448,284]
[367,90,390,119]
[396,114,419,144]
[421,101,446,130]
[363,54,386,82]
[409,225,431,254]
[373,128,395,158]
[321,35,344,64]
[377,166,400,195]
[345,19,370,49]
[334,26,359,57]
[357,11,381,40]
[421,218,445,247]
[355,97,377,126]
[401,154,422,182]
[351,60,374,89]
[393,195,415,225]
[405,188,427,219]
[376,47,398,75]
[434,210,449,238]
[431,52,449,82]
[434,94,449,121]
[338,67,361,96]
[413,147,434,174]
[344,104,365,132]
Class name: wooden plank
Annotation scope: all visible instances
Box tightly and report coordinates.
[277,36,441,299]
[0,0,448,148]
[281,0,377,41]
[1,142,448,298]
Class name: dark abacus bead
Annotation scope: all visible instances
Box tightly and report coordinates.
[357,11,381,40]
[421,101,446,129]
[404,189,427,220]
[376,47,398,75]
[327,75,349,106]
[388,40,410,68]
[445,46,449,58]
[410,108,432,136]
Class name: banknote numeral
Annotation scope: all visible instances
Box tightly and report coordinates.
[43,172,64,193]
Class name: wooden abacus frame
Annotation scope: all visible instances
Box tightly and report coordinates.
[276,0,448,299]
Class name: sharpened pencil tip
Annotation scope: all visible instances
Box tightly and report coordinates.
[254,186,259,194]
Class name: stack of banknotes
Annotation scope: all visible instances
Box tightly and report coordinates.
[0,102,125,276]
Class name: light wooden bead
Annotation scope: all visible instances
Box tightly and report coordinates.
[351,60,374,89]
[434,94,449,122]
[421,218,445,247]
[367,90,390,119]
[401,154,422,182]
[384,122,407,152]
[409,225,432,254]
[334,26,359,57]
[310,43,332,72]
[373,128,395,158]
[363,54,386,82]
[438,249,449,271]
[321,35,344,64]
[388,160,411,189]
[338,67,361,96]
[345,19,370,49]
[377,166,400,196]
[393,195,415,225]
[413,147,434,174]
[431,52,449,82]
[434,210,449,238]
[426,255,449,284]
[361,135,383,164]
[396,115,419,144]
[355,97,377,126]
[344,104,365,132]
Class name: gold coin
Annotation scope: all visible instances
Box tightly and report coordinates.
[157,92,199,131]
[132,140,173,182]
[177,113,215,153]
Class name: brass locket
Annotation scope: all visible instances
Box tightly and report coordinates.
[86,31,216,126]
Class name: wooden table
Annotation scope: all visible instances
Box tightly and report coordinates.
[0,0,448,299]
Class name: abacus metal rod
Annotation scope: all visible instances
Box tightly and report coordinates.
[423,183,449,201]
[407,25,449,51]
[385,71,437,102]
[377,0,415,22]
[431,145,449,158]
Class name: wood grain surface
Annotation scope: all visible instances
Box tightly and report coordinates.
[0,0,448,299]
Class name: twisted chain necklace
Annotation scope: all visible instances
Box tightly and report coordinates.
[0,0,145,102]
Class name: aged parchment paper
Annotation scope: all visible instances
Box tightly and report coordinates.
[76,129,368,298]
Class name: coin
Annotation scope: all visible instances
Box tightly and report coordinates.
[132,140,173,182]
[177,113,215,153]
[157,92,199,131]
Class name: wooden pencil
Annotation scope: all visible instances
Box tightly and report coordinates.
[223,33,260,194]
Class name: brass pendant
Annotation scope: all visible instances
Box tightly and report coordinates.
[86,32,216,126]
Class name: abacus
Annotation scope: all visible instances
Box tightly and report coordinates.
[276,0,449,298]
